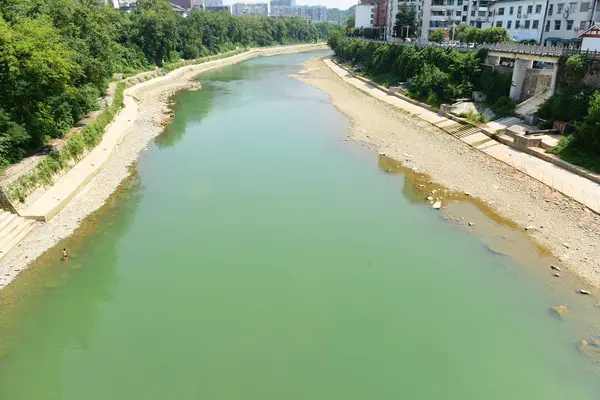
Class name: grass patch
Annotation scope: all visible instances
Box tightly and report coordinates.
[457,110,489,124]
[548,134,600,174]
[8,83,126,203]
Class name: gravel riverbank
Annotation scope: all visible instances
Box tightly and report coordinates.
[0,44,327,289]
[294,57,600,290]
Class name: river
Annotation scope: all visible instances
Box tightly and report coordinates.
[0,51,598,399]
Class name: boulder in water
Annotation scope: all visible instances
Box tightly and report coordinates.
[550,305,568,319]
[577,339,589,353]
[432,201,442,209]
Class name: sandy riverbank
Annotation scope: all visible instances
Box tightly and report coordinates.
[0,44,327,289]
[294,57,600,290]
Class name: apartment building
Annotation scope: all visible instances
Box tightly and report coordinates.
[540,0,600,43]
[232,2,269,15]
[419,0,466,38]
[489,0,600,43]
[491,0,548,42]
[356,4,376,27]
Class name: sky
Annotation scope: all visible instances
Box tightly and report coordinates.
[222,0,356,9]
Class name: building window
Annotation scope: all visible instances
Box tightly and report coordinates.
[527,5,533,13]
[498,7,505,15]
[556,3,564,13]
[470,20,475,26]
[471,10,475,16]
[548,4,553,15]
[566,19,573,30]
[509,6,514,14]
[507,20,512,28]
[532,20,539,29]
[545,20,550,31]
[554,19,561,30]
[457,0,463,4]
[516,20,521,28]
[496,21,503,27]
[517,5,522,15]
[535,4,542,13]
[524,20,530,28]
[447,0,455,5]
[580,2,590,12]
[478,10,485,16]
[456,10,461,16]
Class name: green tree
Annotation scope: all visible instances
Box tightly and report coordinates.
[394,4,416,38]
[429,29,445,43]
[575,91,600,152]
[347,14,355,29]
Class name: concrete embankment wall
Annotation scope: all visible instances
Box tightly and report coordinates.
[0,44,328,219]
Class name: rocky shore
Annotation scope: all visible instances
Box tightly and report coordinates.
[0,44,327,289]
[294,57,600,291]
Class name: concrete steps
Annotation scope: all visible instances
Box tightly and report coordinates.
[0,210,38,260]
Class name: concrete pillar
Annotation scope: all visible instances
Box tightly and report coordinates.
[548,63,559,96]
[487,55,501,66]
[509,59,534,102]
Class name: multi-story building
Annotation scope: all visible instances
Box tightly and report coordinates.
[419,0,462,38]
[356,4,376,28]
[272,0,297,6]
[490,0,547,42]
[308,6,328,22]
[539,0,600,43]
[232,2,269,15]
[387,0,419,39]
[415,0,600,43]
[271,5,328,22]
[374,0,390,28]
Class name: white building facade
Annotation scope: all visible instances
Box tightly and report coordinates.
[414,0,600,43]
[491,0,548,42]
[355,4,375,28]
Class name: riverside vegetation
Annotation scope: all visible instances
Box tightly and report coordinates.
[0,0,335,172]
[537,54,600,173]
[327,35,514,113]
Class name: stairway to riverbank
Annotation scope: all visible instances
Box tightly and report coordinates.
[0,210,37,261]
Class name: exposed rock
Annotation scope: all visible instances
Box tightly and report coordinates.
[553,273,560,278]
[417,184,426,188]
[590,337,600,347]
[524,226,536,231]
[464,192,471,196]
[426,196,433,201]
[563,243,570,249]
[468,222,474,227]
[550,265,561,272]
[577,339,589,352]
[550,305,568,319]
[578,289,591,295]
[432,201,442,209]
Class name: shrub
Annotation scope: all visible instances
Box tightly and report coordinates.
[492,96,516,117]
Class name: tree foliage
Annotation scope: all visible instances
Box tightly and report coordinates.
[394,5,416,38]
[330,37,511,105]
[429,24,511,44]
[0,0,335,169]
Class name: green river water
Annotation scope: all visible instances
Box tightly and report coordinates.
[0,52,599,399]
